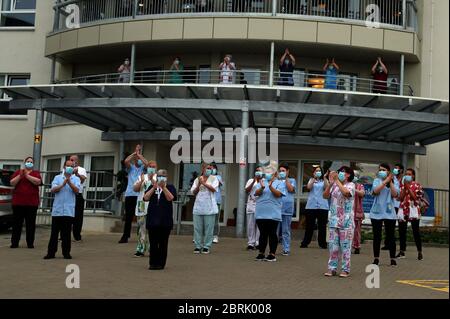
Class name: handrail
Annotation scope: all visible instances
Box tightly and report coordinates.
[52,0,418,32]
[57,69,415,96]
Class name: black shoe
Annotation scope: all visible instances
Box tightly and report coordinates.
[255,254,265,261]
[149,265,163,270]
[418,252,423,261]
[246,245,255,250]
[265,254,277,262]
[193,248,201,254]
[43,255,55,260]
[10,244,19,249]
[300,244,308,248]
[381,246,389,250]
[255,245,259,250]
[64,255,72,260]
[354,248,360,254]
[396,251,406,259]
[118,237,128,244]
[134,252,144,258]
[372,258,379,265]
[390,259,397,267]
[201,248,210,254]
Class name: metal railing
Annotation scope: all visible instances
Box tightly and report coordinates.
[57,69,414,96]
[53,0,418,32]
[433,189,449,228]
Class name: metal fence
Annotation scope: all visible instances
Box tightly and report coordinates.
[53,0,418,31]
[57,69,414,96]
[433,189,449,228]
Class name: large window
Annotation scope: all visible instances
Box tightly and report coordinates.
[0,0,36,27]
[0,74,30,115]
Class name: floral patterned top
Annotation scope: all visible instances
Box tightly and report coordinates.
[400,181,424,221]
[328,182,355,230]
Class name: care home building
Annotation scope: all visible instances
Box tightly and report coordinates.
[0,0,448,235]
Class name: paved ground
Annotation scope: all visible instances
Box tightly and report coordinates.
[0,227,448,299]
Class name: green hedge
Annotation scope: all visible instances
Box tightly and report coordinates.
[361,227,449,245]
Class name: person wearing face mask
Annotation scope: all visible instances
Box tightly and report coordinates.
[169,57,184,84]
[352,172,365,255]
[44,160,81,260]
[301,166,329,249]
[254,161,286,262]
[118,58,131,83]
[371,57,389,94]
[190,163,219,254]
[277,163,297,256]
[219,54,236,84]
[119,144,148,244]
[69,155,87,242]
[323,167,355,278]
[278,48,296,86]
[323,58,340,90]
[132,160,158,257]
[9,157,42,249]
[144,169,177,270]
[370,163,399,266]
[211,163,223,244]
[397,169,424,261]
[245,166,263,250]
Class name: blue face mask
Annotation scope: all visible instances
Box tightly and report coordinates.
[278,171,287,179]
[403,175,413,183]
[378,171,388,180]
[338,171,346,182]
[65,167,74,175]
[353,177,358,183]
[265,173,273,181]
[393,168,400,176]
[205,169,212,177]
[284,59,290,65]
[255,171,263,178]
[212,169,217,175]
[314,171,322,178]
[147,167,156,175]
[137,160,143,167]
[157,176,167,183]
[25,162,34,169]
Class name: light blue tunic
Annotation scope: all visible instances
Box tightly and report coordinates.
[281,178,296,215]
[51,174,81,217]
[305,179,329,210]
[125,164,144,197]
[370,178,399,220]
[255,179,286,222]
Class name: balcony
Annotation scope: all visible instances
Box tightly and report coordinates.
[52,0,418,33]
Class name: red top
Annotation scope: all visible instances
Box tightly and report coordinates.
[11,170,42,207]
[353,183,365,220]
[373,72,388,92]
[400,181,424,220]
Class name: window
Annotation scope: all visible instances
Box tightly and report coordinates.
[86,156,115,210]
[0,0,36,27]
[0,74,30,115]
[198,65,211,84]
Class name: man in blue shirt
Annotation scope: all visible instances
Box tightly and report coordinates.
[119,144,148,243]
[323,58,340,89]
[278,163,297,256]
[44,160,81,260]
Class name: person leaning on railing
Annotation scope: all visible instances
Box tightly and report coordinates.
[10,157,42,249]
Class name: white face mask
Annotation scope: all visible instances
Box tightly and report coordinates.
[124,60,130,65]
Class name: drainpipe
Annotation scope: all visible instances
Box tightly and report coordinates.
[399,54,405,96]
[269,42,275,87]
[272,0,277,16]
[33,102,45,171]
[130,43,136,83]
[236,105,249,238]
[402,0,407,28]
[50,56,57,84]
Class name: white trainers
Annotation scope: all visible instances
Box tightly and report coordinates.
[213,236,219,244]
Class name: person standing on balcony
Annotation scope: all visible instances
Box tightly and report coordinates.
[370,163,399,267]
[69,155,87,242]
[144,169,177,270]
[301,165,329,249]
[397,168,425,261]
[323,167,356,278]
[191,163,219,254]
[254,161,286,262]
[10,157,42,249]
[169,57,184,84]
[278,49,295,86]
[211,163,223,244]
[132,161,157,257]
[352,172,365,255]
[323,58,340,90]
[278,162,297,256]
[44,160,81,260]
[118,58,131,83]
[371,57,389,94]
[245,166,263,250]
[219,54,236,84]
[119,145,148,243]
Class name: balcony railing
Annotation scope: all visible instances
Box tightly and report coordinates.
[53,0,418,32]
[57,69,414,96]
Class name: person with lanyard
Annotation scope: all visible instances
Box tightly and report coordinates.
[323,167,356,278]
[69,155,87,242]
[397,168,424,261]
[191,163,219,254]
[352,172,365,255]
[119,144,148,243]
[144,169,177,270]
[132,160,157,257]
[277,162,297,256]
[254,161,286,262]
[370,163,399,267]
[44,160,81,260]
[301,165,329,249]
[245,166,263,250]
[10,157,42,249]
[211,163,223,244]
